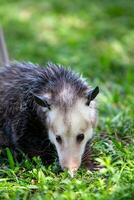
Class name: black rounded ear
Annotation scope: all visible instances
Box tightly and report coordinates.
[32,93,51,110]
[86,86,99,106]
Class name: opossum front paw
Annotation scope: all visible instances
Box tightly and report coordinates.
[82,160,101,171]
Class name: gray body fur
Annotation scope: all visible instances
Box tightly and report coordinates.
[0,62,92,166]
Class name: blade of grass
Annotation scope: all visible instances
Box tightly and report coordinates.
[6,148,15,169]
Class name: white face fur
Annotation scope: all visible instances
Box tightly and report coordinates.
[47,99,97,176]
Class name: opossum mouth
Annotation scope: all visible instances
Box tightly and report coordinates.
[68,168,78,177]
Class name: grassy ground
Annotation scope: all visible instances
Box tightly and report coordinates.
[0,0,134,199]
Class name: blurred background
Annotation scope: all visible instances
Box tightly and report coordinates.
[0,0,134,133]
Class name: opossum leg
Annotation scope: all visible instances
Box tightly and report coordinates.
[0,130,10,148]
[8,113,57,165]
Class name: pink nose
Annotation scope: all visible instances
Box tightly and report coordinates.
[61,160,80,177]
[61,159,80,171]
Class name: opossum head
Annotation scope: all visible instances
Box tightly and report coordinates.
[33,86,99,176]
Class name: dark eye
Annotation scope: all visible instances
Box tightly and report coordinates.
[56,135,62,144]
[77,134,84,143]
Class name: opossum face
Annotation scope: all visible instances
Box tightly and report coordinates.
[47,99,97,176]
[33,86,99,176]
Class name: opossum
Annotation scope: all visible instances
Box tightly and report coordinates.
[0,62,99,176]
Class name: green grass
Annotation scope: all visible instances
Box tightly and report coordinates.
[0,0,134,199]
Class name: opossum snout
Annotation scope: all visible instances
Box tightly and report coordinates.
[68,168,78,178]
[61,159,80,176]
